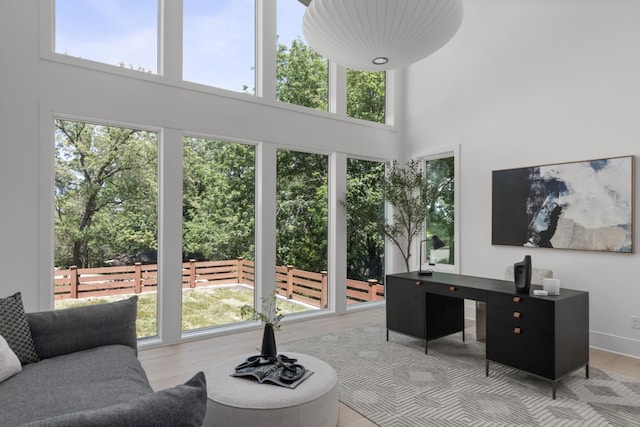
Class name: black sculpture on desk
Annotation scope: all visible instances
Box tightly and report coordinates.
[514,255,532,294]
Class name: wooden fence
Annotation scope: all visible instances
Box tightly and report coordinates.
[54,258,384,308]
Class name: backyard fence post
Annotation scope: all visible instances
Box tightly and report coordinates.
[70,265,78,299]
[286,265,294,299]
[134,262,142,293]
[367,279,378,301]
[321,271,328,308]
[237,257,244,283]
[189,259,196,288]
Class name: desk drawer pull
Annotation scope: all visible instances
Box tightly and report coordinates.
[513,311,521,319]
[513,327,522,334]
[513,296,522,303]
[415,281,421,286]
[449,286,457,292]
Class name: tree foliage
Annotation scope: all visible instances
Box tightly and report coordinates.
[347,70,385,124]
[276,150,328,272]
[425,157,455,264]
[345,159,385,282]
[276,37,328,111]
[54,120,158,268]
[182,138,255,261]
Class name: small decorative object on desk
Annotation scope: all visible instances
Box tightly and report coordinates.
[542,278,560,295]
[232,354,313,389]
[513,255,532,294]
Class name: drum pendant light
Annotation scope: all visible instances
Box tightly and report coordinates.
[302,0,464,71]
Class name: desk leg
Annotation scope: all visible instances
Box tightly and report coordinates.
[585,363,589,379]
[552,381,557,399]
[386,329,389,341]
[485,360,489,377]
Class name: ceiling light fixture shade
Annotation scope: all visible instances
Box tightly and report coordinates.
[302,0,464,71]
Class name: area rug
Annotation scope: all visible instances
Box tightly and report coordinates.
[280,324,640,426]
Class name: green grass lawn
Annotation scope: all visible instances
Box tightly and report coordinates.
[55,286,310,338]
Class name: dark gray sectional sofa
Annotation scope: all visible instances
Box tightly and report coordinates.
[0,295,207,427]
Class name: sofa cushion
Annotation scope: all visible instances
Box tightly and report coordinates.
[0,344,153,426]
[23,371,208,427]
[0,334,22,383]
[0,292,39,364]
[27,296,138,359]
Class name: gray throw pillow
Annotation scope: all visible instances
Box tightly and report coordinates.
[0,292,39,365]
[23,371,208,427]
[27,296,138,359]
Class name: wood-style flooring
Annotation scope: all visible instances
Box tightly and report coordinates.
[138,307,640,427]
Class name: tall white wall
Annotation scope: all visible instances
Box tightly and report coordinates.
[0,2,401,313]
[405,0,640,357]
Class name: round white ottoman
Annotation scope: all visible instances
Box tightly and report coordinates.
[205,352,338,427]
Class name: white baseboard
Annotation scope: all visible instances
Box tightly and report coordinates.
[590,331,640,360]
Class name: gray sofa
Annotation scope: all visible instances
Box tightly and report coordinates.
[0,295,207,427]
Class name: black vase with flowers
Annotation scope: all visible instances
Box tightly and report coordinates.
[260,323,277,358]
[240,291,284,358]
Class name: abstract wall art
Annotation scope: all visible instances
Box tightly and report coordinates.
[492,156,635,253]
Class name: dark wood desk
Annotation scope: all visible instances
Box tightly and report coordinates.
[385,271,589,398]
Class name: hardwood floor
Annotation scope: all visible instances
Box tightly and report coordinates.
[138,307,640,427]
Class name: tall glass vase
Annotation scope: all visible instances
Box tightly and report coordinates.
[260,323,277,358]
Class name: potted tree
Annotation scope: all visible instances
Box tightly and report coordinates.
[380,159,430,272]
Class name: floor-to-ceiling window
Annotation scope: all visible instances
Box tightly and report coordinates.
[46,0,395,344]
[53,119,159,338]
[276,149,329,314]
[346,158,386,305]
[181,137,256,331]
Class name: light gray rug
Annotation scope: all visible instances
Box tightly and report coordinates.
[280,324,640,426]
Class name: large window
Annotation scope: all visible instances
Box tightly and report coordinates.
[55,0,158,73]
[346,158,386,305]
[424,155,456,267]
[53,119,158,338]
[50,1,390,124]
[276,149,328,314]
[276,0,328,111]
[183,0,255,93]
[182,137,256,331]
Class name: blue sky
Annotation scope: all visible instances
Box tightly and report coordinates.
[55,0,308,92]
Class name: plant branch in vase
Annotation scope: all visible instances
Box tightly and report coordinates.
[240,291,284,358]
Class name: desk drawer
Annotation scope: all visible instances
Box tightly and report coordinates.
[427,281,486,301]
[488,306,554,334]
[489,292,553,317]
[486,320,554,379]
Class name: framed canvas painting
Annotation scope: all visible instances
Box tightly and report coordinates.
[492,155,635,253]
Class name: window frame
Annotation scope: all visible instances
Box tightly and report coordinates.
[418,145,461,274]
[40,0,396,126]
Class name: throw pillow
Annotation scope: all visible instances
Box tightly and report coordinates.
[27,296,138,359]
[23,371,208,427]
[0,334,22,383]
[0,292,39,364]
